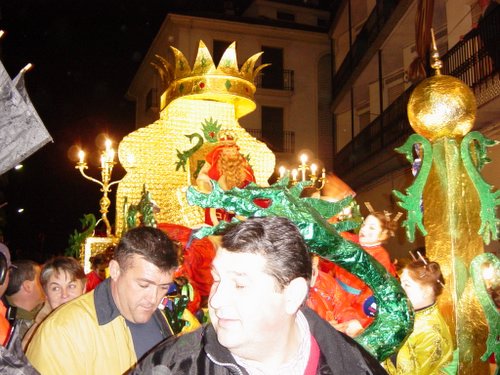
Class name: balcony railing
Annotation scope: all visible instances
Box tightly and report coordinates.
[256,69,294,91]
[332,0,400,101]
[442,7,499,92]
[334,85,414,175]
[334,5,499,176]
[246,128,295,154]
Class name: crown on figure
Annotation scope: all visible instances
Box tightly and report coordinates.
[217,129,238,145]
[151,40,270,119]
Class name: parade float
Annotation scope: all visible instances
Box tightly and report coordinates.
[74,39,498,370]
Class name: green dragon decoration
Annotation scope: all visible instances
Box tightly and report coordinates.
[186,177,413,361]
[392,131,499,244]
[124,184,158,231]
[470,252,499,364]
[65,213,97,258]
[460,131,499,244]
[175,117,222,175]
[392,134,433,242]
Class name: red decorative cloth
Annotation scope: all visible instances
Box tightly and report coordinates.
[85,271,104,293]
[307,266,360,324]
[158,223,216,314]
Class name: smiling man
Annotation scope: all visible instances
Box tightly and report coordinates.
[26,227,177,375]
[133,216,387,374]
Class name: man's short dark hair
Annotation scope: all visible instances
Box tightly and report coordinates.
[6,260,38,296]
[221,216,312,289]
[114,227,178,272]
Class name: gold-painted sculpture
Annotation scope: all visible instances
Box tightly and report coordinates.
[115,41,275,235]
[393,31,498,374]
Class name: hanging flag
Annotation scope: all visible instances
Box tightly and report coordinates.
[0,60,53,175]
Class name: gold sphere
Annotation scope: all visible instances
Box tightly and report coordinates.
[407,74,476,140]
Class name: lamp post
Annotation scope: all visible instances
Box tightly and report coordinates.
[75,139,121,237]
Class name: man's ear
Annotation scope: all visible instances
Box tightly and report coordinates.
[283,277,309,315]
[22,279,33,293]
[108,260,121,281]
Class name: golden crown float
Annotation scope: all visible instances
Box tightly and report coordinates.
[72,40,413,356]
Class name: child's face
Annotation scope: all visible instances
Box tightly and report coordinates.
[359,215,385,246]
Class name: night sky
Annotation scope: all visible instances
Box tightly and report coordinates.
[0,1,176,260]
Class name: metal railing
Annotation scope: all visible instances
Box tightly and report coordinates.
[334,85,414,175]
[332,0,399,100]
[442,7,499,90]
[256,69,294,91]
[246,128,295,154]
[333,5,499,175]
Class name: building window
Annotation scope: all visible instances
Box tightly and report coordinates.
[277,11,295,22]
[261,46,284,90]
[262,106,284,152]
[213,40,232,66]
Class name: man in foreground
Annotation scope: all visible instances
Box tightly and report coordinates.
[133,216,387,374]
[27,226,178,374]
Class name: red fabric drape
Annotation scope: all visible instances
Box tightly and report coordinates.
[408,0,435,82]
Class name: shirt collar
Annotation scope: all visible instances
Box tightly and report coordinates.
[94,278,121,325]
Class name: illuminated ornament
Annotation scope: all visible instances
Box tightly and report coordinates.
[115,41,275,234]
[407,77,476,140]
[407,35,476,141]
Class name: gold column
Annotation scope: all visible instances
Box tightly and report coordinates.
[395,31,496,373]
[423,138,489,374]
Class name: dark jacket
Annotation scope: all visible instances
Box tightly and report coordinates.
[0,324,40,375]
[133,307,387,375]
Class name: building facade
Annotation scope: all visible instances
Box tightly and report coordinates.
[329,0,499,256]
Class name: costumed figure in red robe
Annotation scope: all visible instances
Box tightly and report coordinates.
[322,205,401,337]
[196,132,256,226]
[304,174,399,337]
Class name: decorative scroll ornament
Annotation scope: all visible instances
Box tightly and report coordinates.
[186,177,413,361]
[470,253,499,362]
[460,132,500,244]
[392,134,433,242]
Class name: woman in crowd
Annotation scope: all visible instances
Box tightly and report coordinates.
[22,256,86,350]
[85,253,108,293]
[384,257,453,374]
